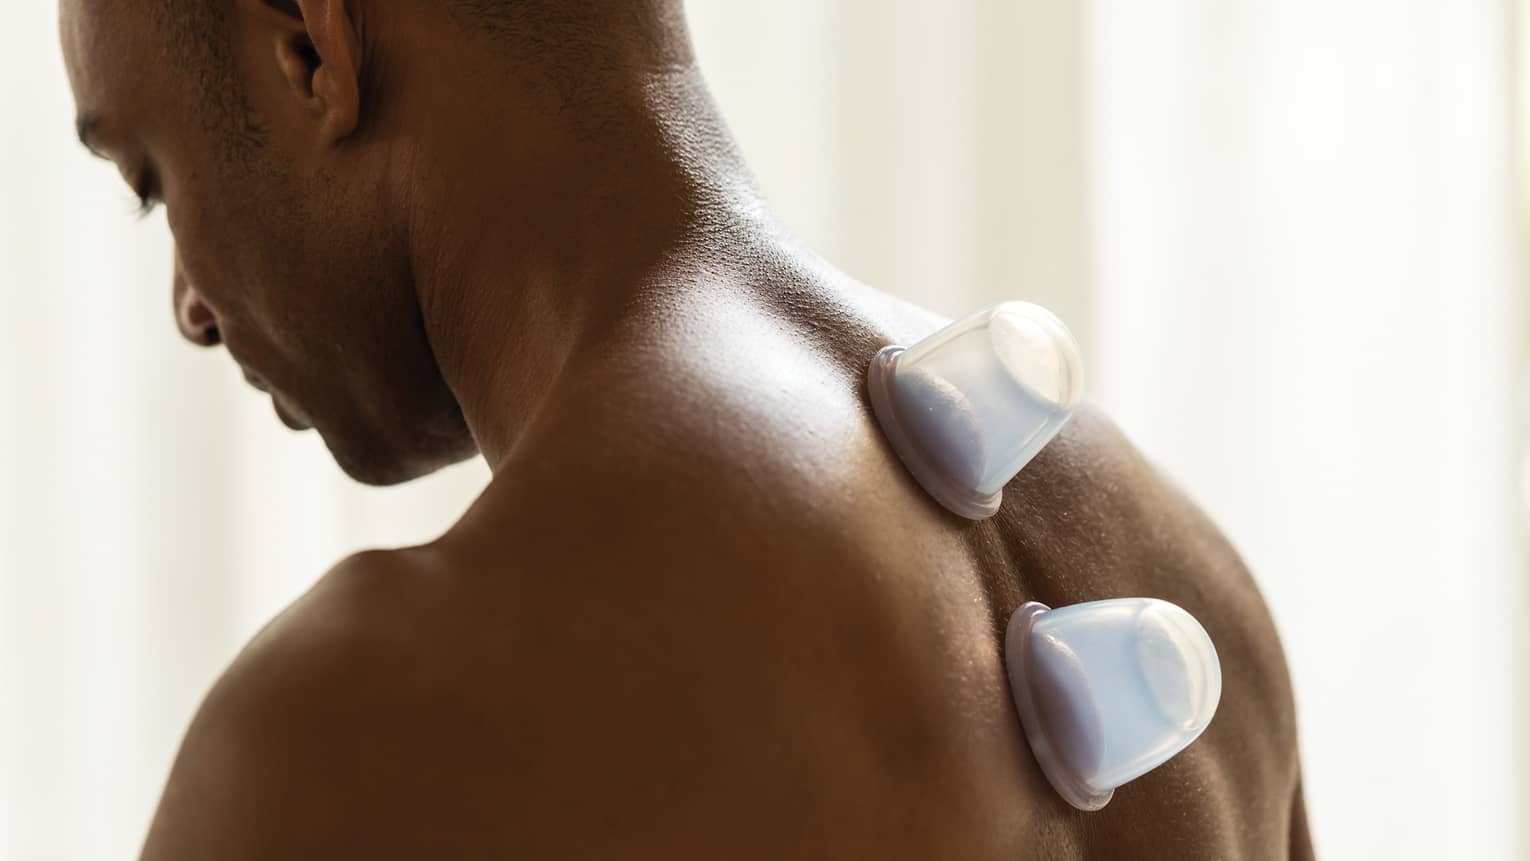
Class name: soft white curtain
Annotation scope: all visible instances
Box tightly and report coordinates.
[3,1,1525,858]
[1082,2,1527,858]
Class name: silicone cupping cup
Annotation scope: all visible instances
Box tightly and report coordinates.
[866,302,1222,810]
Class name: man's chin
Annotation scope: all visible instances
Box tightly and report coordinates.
[323,428,479,488]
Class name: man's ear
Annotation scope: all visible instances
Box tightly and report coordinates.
[246,0,363,146]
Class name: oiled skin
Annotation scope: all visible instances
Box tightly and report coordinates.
[54,0,1312,852]
[144,270,1313,859]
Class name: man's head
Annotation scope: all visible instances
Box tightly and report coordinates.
[59,0,689,485]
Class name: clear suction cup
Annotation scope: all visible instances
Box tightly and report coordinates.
[1004,599,1222,811]
[867,302,1083,519]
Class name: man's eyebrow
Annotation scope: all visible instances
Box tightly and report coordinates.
[76,112,106,159]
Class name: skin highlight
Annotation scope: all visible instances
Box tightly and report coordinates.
[60,1,1316,857]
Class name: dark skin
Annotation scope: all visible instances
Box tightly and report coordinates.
[62,0,1315,857]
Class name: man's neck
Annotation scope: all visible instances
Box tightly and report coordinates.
[397,63,767,473]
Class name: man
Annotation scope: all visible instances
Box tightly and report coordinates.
[62,0,1314,857]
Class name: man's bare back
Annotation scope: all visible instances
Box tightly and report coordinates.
[59,0,1311,854]
[141,270,1311,859]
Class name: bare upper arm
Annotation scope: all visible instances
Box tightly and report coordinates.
[139,526,932,859]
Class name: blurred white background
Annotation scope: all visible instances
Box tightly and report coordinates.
[3,0,1527,858]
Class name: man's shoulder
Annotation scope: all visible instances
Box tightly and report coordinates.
[144,543,980,860]
[141,431,956,860]
[143,537,814,857]
[140,547,468,857]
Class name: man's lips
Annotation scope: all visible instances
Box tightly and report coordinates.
[240,367,311,430]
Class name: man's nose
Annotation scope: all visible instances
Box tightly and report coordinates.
[173,258,221,347]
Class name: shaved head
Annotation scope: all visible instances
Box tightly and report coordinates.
[134,0,689,151]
